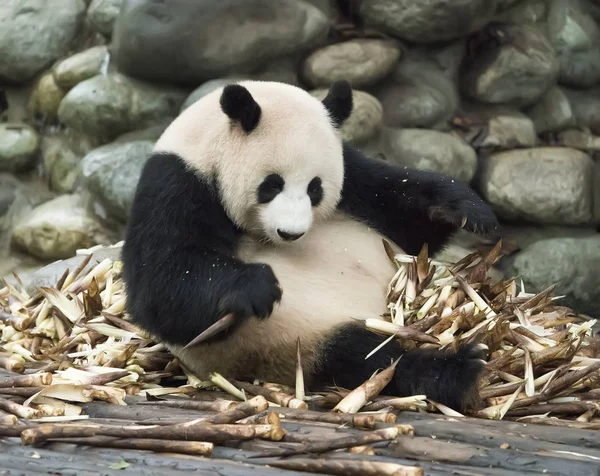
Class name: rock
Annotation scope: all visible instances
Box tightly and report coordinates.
[249,55,301,86]
[0,0,86,83]
[524,87,575,134]
[455,104,537,151]
[181,77,247,112]
[81,140,153,221]
[111,0,329,86]
[28,73,66,121]
[359,0,496,43]
[594,158,600,226]
[479,147,594,225]
[555,129,600,152]
[382,128,477,183]
[310,89,383,145]
[113,122,170,143]
[547,0,600,88]
[461,23,559,107]
[87,0,123,36]
[503,236,600,317]
[25,242,123,293]
[494,0,548,25]
[498,223,598,251]
[0,123,40,173]
[57,73,188,141]
[11,194,113,261]
[53,46,109,90]
[41,133,97,194]
[302,39,400,88]
[496,0,523,10]
[562,87,600,135]
[373,46,459,129]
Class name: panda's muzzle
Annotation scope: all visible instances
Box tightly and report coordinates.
[277,229,305,241]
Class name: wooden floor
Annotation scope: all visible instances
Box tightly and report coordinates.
[1,399,599,476]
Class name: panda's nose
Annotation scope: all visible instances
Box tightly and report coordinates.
[277,229,304,241]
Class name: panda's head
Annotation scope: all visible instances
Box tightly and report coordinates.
[155,80,353,244]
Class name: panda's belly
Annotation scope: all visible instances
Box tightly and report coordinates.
[172,214,401,385]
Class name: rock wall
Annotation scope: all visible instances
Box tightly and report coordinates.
[1,0,599,316]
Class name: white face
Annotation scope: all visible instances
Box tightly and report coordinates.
[256,173,323,244]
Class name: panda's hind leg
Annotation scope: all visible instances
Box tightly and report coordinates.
[310,322,487,413]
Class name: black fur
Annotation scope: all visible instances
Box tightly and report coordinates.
[257,173,285,204]
[338,143,499,256]
[121,152,281,346]
[220,84,262,133]
[322,80,353,127]
[312,322,486,412]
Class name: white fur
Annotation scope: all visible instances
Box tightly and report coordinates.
[155,80,403,385]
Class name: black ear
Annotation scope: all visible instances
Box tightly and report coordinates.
[220,84,261,133]
[322,80,353,128]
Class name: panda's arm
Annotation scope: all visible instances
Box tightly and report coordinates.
[337,143,498,256]
[311,322,486,413]
[121,152,281,347]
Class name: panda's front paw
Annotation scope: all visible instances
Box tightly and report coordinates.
[427,181,499,236]
[219,263,282,321]
[395,343,488,412]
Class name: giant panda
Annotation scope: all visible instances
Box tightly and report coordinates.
[121,79,499,412]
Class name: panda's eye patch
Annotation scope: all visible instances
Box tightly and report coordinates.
[257,173,285,204]
[307,177,323,206]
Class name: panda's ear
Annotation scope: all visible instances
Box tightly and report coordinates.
[322,80,353,128]
[220,84,262,133]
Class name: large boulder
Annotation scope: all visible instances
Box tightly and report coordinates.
[479,147,594,225]
[81,140,153,222]
[301,39,400,88]
[0,123,40,173]
[111,0,330,85]
[562,87,600,135]
[0,0,86,83]
[28,73,67,121]
[524,87,575,134]
[57,73,188,141]
[461,23,559,107]
[11,194,114,261]
[359,0,497,43]
[373,44,461,129]
[503,236,600,317]
[382,128,477,183]
[547,0,600,88]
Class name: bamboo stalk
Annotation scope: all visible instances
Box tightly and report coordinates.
[51,436,214,456]
[266,458,424,476]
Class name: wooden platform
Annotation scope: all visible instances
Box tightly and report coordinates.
[1,398,599,476]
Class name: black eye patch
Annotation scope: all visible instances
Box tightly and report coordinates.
[307,177,323,206]
[257,173,284,204]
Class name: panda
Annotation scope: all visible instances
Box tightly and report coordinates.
[121,79,499,412]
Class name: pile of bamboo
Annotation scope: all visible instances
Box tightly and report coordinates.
[0,239,598,474]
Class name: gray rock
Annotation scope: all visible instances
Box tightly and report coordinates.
[373,46,459,129]
[25,242,123,293]
[594,158,600,225]
[562,87,600,135]
[310,89,383,145]
[11,194,114,261]
[456,104,537,151]
[181,77,247,112]
[0,0,86,83]
[28,72,67,121]
[503,236,600,317]
[524,87,575,134]
[57,73,188,141]
[382,128,477,183]
[547,0,600,88]
[461,23,559,107]
[0,123,40,173]
[359,0,497,43]
[87,0,123,36]
[111,0,329,85]
[302,39,400,88]
[479,147,594,225]
[0,174,21,223]
[41,133,97,194]
[53,46,109,90]
[81,140,153,222]
[494,0,548,25]
[555,129,600,152]
[249,55,301,86]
